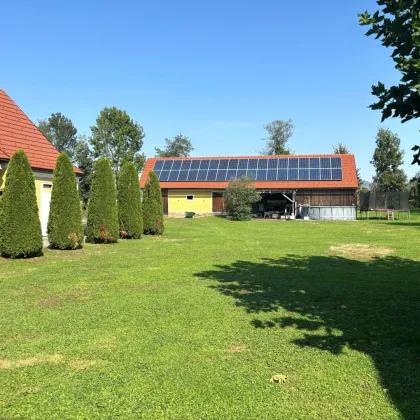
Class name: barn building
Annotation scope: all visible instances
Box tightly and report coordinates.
[139,154,358,220]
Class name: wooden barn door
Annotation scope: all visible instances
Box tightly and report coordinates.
[212,192,225,213]
[162,189,168,215]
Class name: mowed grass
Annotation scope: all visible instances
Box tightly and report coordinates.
[1,215,420,419]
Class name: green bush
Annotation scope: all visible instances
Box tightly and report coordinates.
[143,170,164,235]
[0,149,43,258]
[47,152,84,249]
[223,177,261,221]
[118,162,143,238]
[86,158,119,243]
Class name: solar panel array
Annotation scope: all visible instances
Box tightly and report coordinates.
[152,157,342,182]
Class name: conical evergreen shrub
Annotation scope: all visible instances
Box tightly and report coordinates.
[118,162,143,239]
[0,149,43,258]
[143,170,164,235]
[86,158,119,243]
[47,152,84,249]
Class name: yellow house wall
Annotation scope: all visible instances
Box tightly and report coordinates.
[168,190,212,214]
[0,167,6,190]
[34,176,53,212]
[0,166,53,214]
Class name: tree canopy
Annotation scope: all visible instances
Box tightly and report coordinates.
[143,171,164,235]
[223,177,261,221]
[333,142,350,154]
[47,152,84,249]
[358,1,420,164]
[155,134,194,157]
[0,150,43,258]
[371,128,407,191]
[74,135,94,209]
[37,113,78,160]
[90,107,145,182]
[118,162,143,239]
[261,119,294,155]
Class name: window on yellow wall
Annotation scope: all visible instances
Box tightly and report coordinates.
[186,195,194,200]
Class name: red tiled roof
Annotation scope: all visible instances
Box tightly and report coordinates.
[0,89,82,173]
[139,154,358,189]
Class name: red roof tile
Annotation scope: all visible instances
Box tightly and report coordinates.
[0,89,82,173]
[140,155,358,189]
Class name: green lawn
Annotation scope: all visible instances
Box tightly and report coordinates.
[1,215,419,419]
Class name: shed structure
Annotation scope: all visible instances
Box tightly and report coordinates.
[139,154,359,220]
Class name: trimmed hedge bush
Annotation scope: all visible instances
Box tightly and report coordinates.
[47,152,84,249]
[86,158,119,243]
[143,170,164,235]
[0,149,43,258]
[118,162,143,238]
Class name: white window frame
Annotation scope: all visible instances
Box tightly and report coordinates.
[186,194,194,200]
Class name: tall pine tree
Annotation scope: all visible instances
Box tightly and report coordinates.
[0,150,43,258]
[47,152,84,249]
[86,158,119,243]
[143,171,164,235]
[118,162,143,238]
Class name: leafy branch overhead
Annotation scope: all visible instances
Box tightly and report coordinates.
[358,0,420,164]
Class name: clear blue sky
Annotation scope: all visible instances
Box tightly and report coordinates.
[1,0,419,181]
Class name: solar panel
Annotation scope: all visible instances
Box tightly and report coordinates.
[178,170,189,181]
[310,158,320,168]
[160,171,170,181]
[299,169,310,180]
[190,160,200,170]
[154,161,164,171]
[248,159,258,169]
[168,170,179,181]
[162,160,173,170]
[187,170,198,181]
[310,169,320,180]
[207,170,217,181]
[196,170,208,181]
[172,160,182,170]
[200,160,210,170]
[228,159,239,170]
[209,160,219,170]
[218,160,229,170]
[152,157,343,182]
[216,170,227,181]
[257,169,267,180]
[181,160,191,170]
[258,159,268,169]
[321,169,331,180]
[299,158,309,169]
[289,158,298,169]
[268,159,278,169]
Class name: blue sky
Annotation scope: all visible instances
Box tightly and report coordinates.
[1,0,419,181]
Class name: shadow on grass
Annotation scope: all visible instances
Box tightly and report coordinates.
[195,255,420,419]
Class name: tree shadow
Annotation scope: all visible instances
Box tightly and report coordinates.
[195,255,420,419]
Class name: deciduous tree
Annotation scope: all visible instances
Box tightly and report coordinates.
[90,107,145,182]
[223,177,261,221]
[333,143,350,154]
[371,128,407,191]
[155,134,194,157]
[37,113,78,160]
[261,119,294,155]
